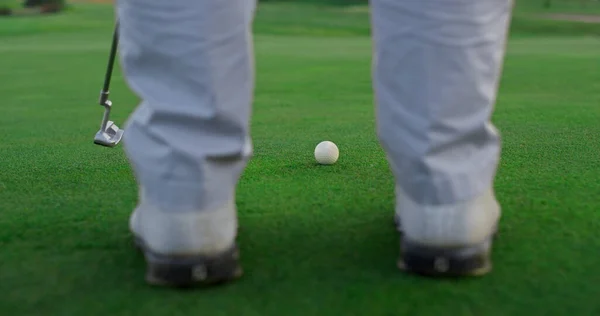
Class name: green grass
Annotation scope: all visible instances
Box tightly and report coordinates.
[515,0,600,14]
[1,3,600,316]
[2,1,600,37]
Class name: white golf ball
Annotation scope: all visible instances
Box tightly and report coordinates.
[314,141,339,165]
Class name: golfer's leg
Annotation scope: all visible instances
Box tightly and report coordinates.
[371,0,512,276]
[116,0,255,286]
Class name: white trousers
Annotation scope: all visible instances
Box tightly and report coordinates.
[371,0,512,205]
[116,0,512,215]
[117,0,256,213]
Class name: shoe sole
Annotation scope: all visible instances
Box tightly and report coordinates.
[398,238,493,277]
[133,236,243,288]
[394,215,496,277]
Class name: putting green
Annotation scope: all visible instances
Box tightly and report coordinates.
[1,3,599,315]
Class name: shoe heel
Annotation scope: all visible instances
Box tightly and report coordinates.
[138,241,242,288]
[398,238,493,277]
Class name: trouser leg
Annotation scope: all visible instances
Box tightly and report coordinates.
[371,0,513,276]
[371,0,511,206]
[116,0,256,286]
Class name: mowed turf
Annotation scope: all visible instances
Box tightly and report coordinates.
[1,3,600,316]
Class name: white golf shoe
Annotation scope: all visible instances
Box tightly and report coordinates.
[395,186,500,277]
[129,199,242,287]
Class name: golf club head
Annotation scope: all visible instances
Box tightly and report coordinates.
[94,121,124,147]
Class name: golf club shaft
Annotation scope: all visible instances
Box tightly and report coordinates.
[99,21,119,106]
[99,21,119,132]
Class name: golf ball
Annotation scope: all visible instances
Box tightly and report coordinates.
[314,141,339,165]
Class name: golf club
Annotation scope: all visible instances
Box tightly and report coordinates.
[94,21,124,147]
